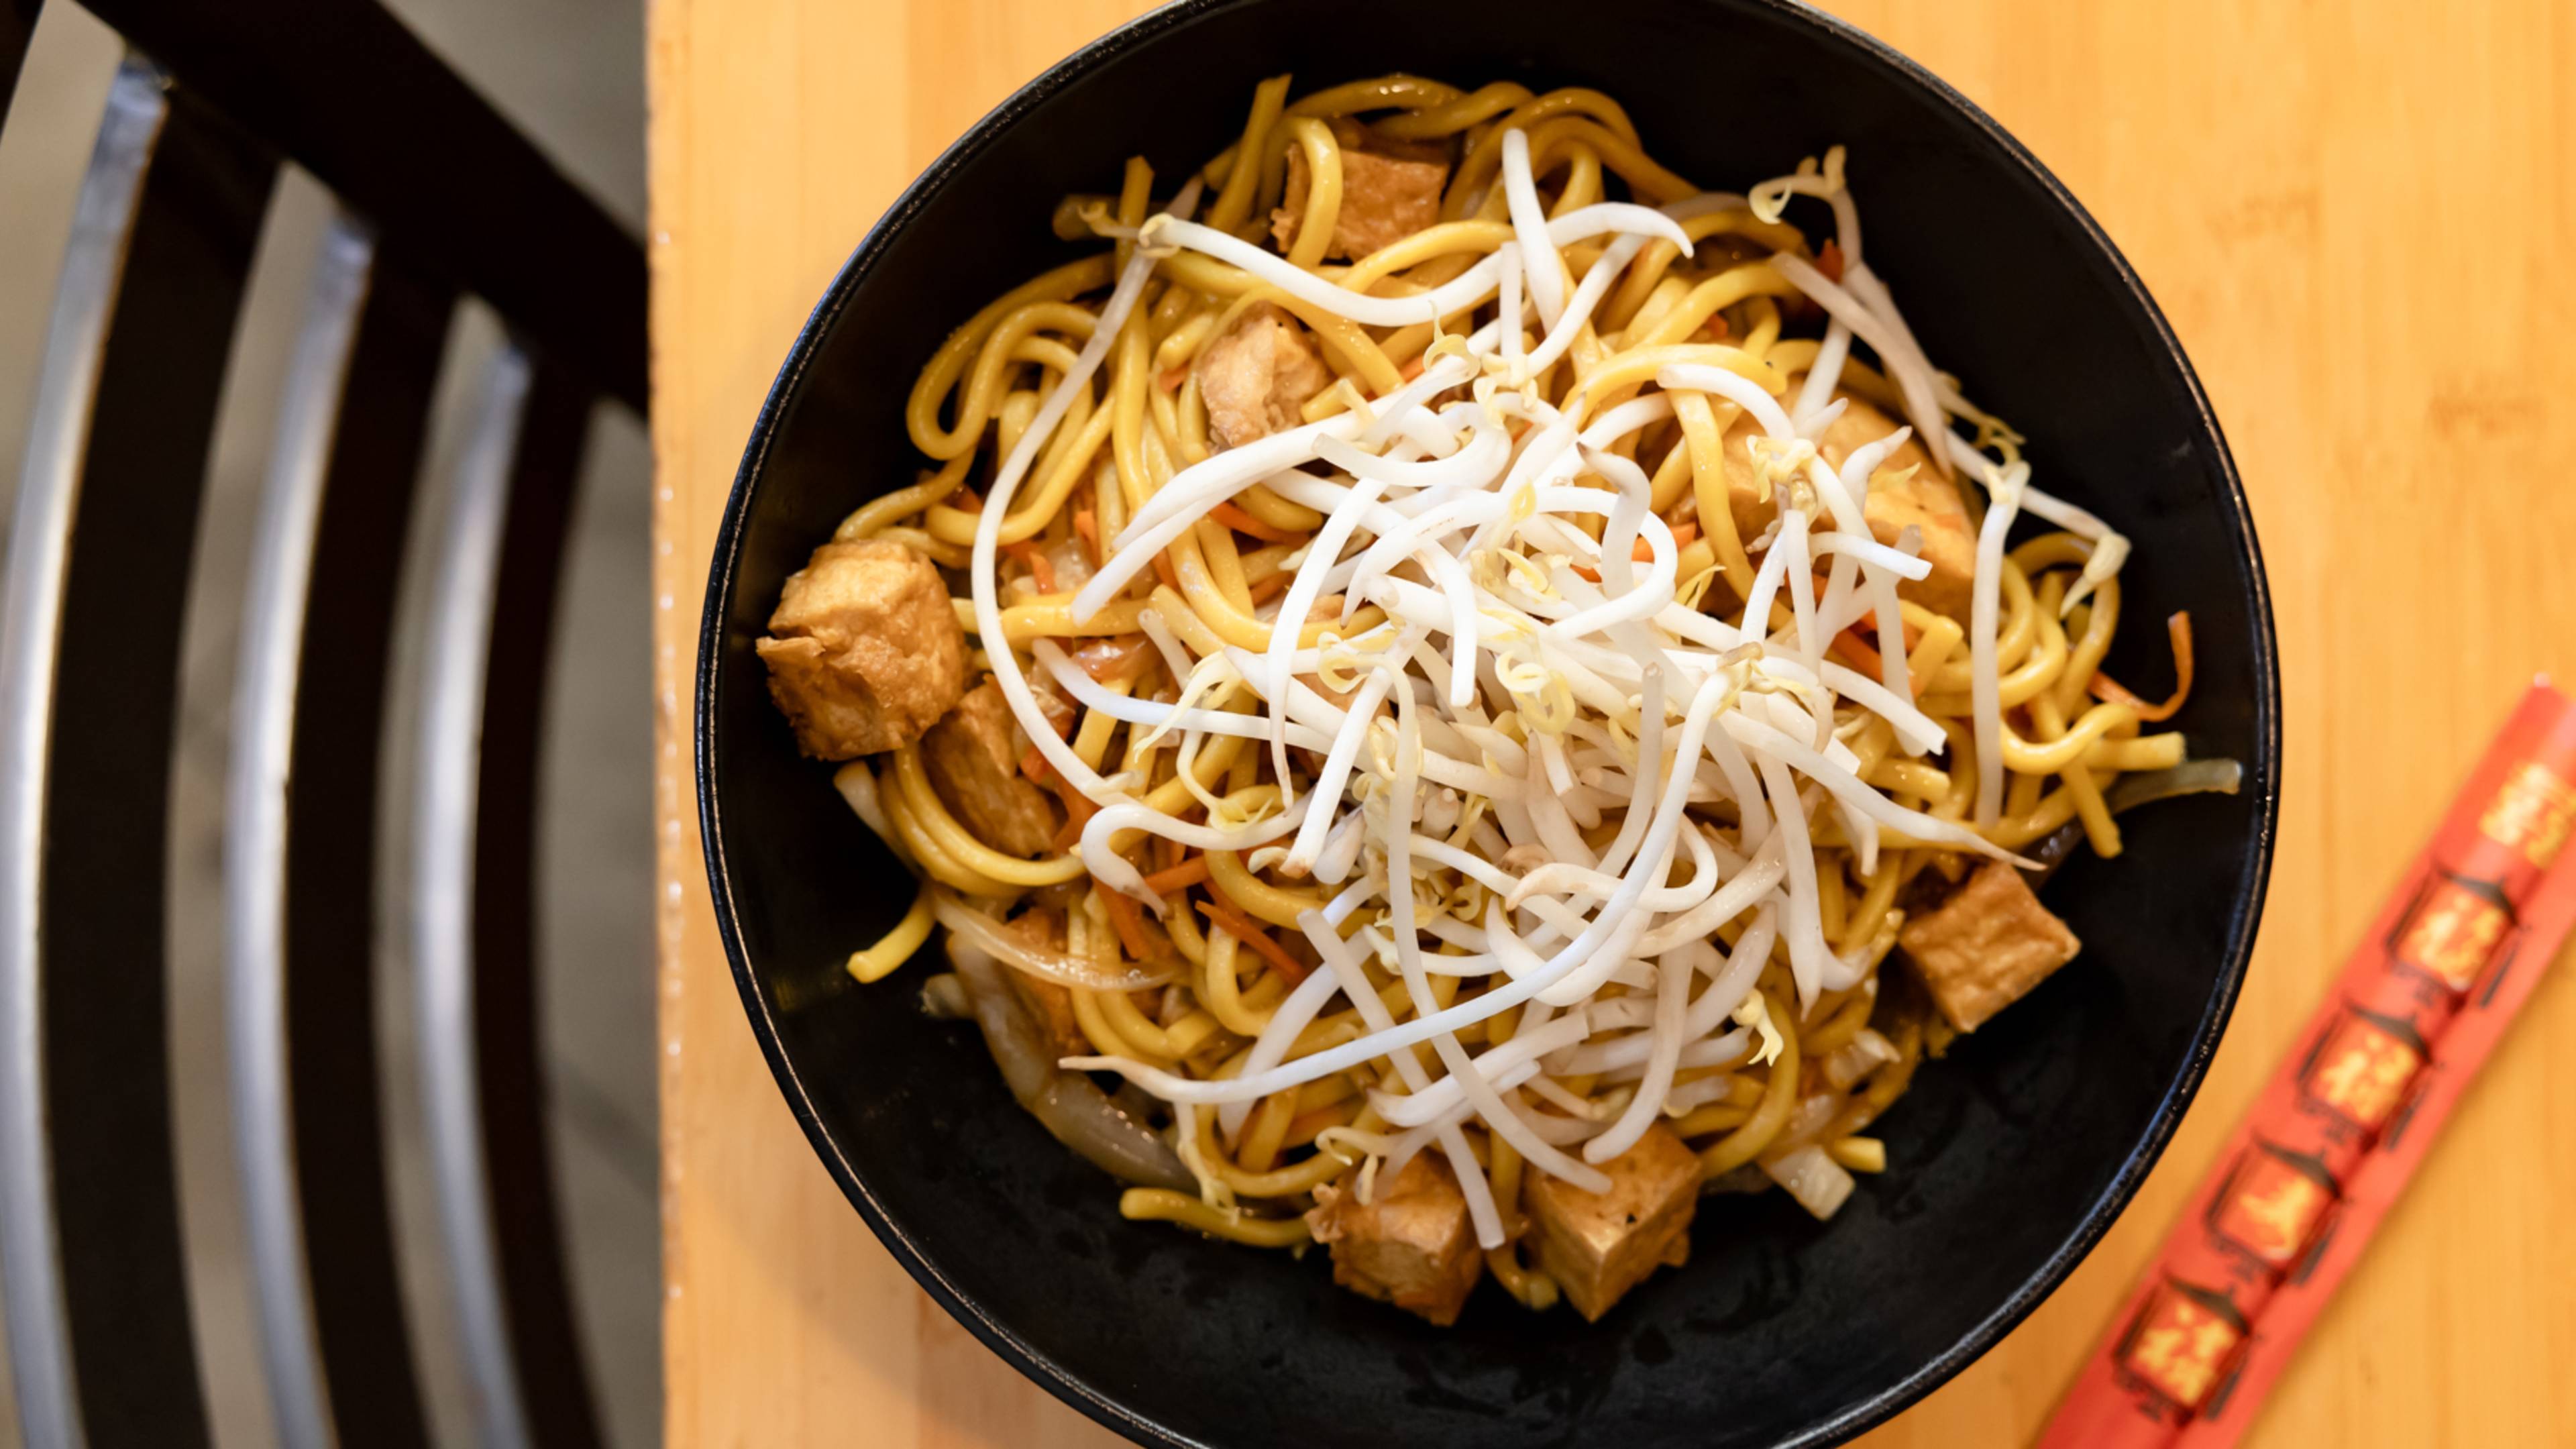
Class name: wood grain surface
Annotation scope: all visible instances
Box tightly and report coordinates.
[649,2,2576,1442]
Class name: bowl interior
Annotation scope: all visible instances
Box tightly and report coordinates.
[698,2,2277,1444]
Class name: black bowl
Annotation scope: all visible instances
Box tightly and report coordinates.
[696,2,2279,1443]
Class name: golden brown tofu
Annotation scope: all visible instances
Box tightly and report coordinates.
[1272,126,1449,261]
[757,538,967,759]
[921,680,1062,857]
[1714,394,1978,621]
[1306,1153,1484,1326]
[1899,861,2084,1032]
[1522,1124,1699,1322]
[1194,303,1334,450]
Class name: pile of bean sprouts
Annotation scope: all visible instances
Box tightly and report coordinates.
[914,118,2139,1248]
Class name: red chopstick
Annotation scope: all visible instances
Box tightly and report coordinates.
[2041,682,2576,1447]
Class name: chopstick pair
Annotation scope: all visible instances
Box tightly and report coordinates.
[2041,681,2576,1448]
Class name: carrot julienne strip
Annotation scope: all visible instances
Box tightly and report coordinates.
[1210,500,1299,543]
[1098,884,1157,961]
[1197,897,1308,983]
[1143,855,1210,894]
[2090,612,2194,722]
[999,538,1055,593]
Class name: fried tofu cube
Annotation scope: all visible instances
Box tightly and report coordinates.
[1194,302,1334,450]
[757,537,967,758]
[1522,1124,1699,1322]
[921,680,1062,857]
[1819,399,1980,622]
[1306,1153,1485,1326]
[1714,393,1978,621]
[1272,125,1449,261]
[1899,861,2084,1032]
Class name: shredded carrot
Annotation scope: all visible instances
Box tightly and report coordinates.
[1019,743,1050,784]
[1045,782,1098,853]
[1097,885,1157,962]
[1047,810,1083,854]
[1831,629,1884,676]
[1817,238,1846,283]
[1399,354,1426,383]
[999,539,1055,593]
[1635,520,1699,561]
[1845,607,1925,651]
[1154,833,1186,873]
[1053,772,1095,823]
[1245,572,1292,606]
[1693,314,1731,343]
[1072,508,1104,569]
[2090,611,2196,722]
[1150,550,1183,594]
[946,486,984,513]
[1143,855,1211,894]
[1831,627,1933,698]
[1196,897,1309,983]
[1210,500,1298,543]
[1571,527,1696,580]
[1159,364,1189,392]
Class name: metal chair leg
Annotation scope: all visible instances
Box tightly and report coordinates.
[0,56,273,1449]
[227,211,452,1449]
[413,341,606,1449]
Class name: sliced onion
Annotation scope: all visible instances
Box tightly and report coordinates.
[1071,633,1152,685]
[932,892,1175,991]
[948,939,1193,1191]
[2033,758,2245,884]
[1044,534,1097,596]
[948,940,1053,1100]
[832,761,906,862]
[1821,1028,1898,1091]
[918,973,971,1020]
[1767,1092,1843,1158]
[1763,1144,1856,1221]
[2104,759,2243,814]
[1029,1077,1196,1191]
[2026,819,2092,883]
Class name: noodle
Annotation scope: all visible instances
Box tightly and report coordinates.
[767,73,2217,1324]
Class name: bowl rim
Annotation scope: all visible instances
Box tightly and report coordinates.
[693,1,2283,1442]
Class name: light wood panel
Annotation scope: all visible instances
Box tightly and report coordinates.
[649,3,2576,1443]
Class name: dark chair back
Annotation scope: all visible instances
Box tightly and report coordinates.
[0,3,643,1446]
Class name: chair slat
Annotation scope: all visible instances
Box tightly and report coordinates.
[413,341,606,1449]
[226,213,451,1449]
[0,57,274,1449]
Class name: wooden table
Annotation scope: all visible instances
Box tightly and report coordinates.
[650,2,2576,1442]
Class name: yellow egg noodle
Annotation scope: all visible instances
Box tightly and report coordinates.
[783,74,2208,1320]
